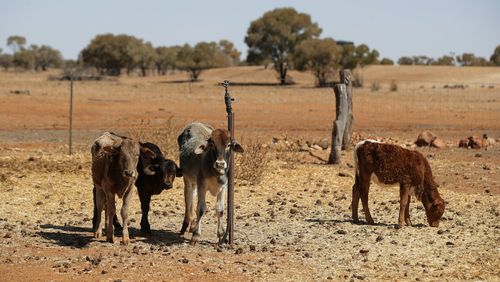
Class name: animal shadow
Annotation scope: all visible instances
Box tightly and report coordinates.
[38,224,95,248]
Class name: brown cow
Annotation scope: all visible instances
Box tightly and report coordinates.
[352,140,445,227]
[92,132,140,244]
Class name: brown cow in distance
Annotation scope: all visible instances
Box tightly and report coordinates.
[92,132,140,244]
[352,140,445,227]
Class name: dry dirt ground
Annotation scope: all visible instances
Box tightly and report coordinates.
[0,66,499,281]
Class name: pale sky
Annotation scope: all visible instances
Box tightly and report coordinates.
[1,0,499,61]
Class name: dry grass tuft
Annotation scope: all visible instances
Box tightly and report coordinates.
[235,138,271,185]
[126,116,180,159]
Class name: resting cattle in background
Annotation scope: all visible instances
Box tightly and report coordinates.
[92,141,182,235]
[92,132,140,244]
[178,122,244,244]
[352,140,445,227]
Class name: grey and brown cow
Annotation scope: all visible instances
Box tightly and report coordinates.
[178,122,244,244]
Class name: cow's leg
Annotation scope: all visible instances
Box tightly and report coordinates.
[94,187,105,239]
[181,179,195,235]
[191,185,207,244]
[351,175,361,223]
[399,184,410,227]
[216,184,227,244]
[120,186,134,245]
[139,190,152,235]
[359,174,374,224]
[94,186,121,232]
[405,194,412,226]
[105,191,116,243]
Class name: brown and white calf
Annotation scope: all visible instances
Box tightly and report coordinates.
[177,122,244,244]
[92,132,140,244]
[351,140,445,227]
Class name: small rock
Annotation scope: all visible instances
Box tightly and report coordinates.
[181,258,189,264]
[101,270,108,274]
[446,241,455,246]
[249,245,256,252]
[475,153,482,158]
[270,238,276,245]
[336,230,347,235]
[375,235,384,242]
[235,248,244,255]
[315,200,322,206]
[338,172,350,177]
[290,208,298,215]
[359,249,369,254]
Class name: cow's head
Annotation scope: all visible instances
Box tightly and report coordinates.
[103,138,140,179]
[194,129,244,175]
[140,146,182,190]
[424,194,445,227]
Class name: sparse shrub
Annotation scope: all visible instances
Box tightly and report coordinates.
[235,138,271,185]
[371,81,381,91]
[390,80,398,91]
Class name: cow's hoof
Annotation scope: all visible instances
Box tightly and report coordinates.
[94,232,102,239]
[180,222,189,235]
[122,236,130,245]
[367,219,375,225]
[106,236,114,243]
[190,234,200,246]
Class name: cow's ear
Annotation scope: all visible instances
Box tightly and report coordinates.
[194,143,206,154]
[140,147,157,160]
[143,164,157,176]
[231,141,244,153]
[175,165,183,177]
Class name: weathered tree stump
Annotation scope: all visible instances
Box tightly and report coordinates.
[328,70,353,164]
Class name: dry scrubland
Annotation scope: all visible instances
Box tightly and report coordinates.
[0,65,499,281]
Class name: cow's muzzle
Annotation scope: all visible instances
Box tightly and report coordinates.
[214,161,227,170]
[123,170,134,178]
[161,182,173,190]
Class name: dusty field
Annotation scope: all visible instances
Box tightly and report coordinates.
[0,66,499,281]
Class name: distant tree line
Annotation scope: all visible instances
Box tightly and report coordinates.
[397,52,496,67]
[1,7,500,86]
[0,36,63,71]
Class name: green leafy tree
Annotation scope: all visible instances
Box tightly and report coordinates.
[176,42,229,81]
[155,46,180,75]
[398,56,414,65]
[380,58,394,65]
[294,38,342,87]
[490,45,500,66]
[245,7,322,84]
[7,35,26,53]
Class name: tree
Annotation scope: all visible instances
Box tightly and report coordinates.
[31,45,63,71]
[490,45,500,66]
[294,38,342,87]
[456,53,490,66]
[13,49,35,69]
[0,53,13,70]
[433,55,455,66]
[80,33,152,75]
[339,43,379,69]
[136,42,157,76]
[155,46,180,75]
[176,42,229,81]
[398,56,414,65]
[218,39,241,66]
[7,35,26,53]
[412,55,432,65]
[380,58,394,65]
[245,7,322,84]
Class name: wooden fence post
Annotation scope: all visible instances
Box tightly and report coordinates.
[328,70,353,164]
